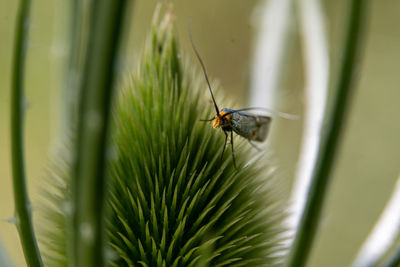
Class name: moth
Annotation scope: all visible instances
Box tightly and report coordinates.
[190,36,277,168]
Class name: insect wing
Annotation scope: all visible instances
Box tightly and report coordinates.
[230,111,271,142]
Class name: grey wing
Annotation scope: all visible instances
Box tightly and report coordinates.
[231,112,272,142]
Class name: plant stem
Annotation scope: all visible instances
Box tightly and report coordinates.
[65,0,88,263]
[285,0,368,266]
[10,0,44,266]
[71,0,131,266]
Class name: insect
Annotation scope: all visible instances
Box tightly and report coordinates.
[190,36,275,169]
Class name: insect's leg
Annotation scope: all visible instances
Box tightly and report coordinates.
[230,130,237,169]
[220,130,229,163]
[248,140,261,152]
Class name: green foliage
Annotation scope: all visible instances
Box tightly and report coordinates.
[39,6,286,267]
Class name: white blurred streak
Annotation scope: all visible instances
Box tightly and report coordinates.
[287,0,329,239]
[352,176,400,267]
[249,0,294,109]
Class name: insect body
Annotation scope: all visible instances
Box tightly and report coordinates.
[213,108,272,142]
[209,106,272,168]
[190,35,273,168]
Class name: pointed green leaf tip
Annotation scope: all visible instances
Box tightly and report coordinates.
[108,6,286,267]
[39,5,287,267]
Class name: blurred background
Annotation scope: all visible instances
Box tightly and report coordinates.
[1,0,399,266]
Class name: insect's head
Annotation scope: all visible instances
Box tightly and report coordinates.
[212,110,232,128]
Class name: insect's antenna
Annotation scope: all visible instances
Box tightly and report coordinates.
[189,26,220,115]
[222,107,299,120]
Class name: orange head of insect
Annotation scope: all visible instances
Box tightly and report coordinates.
[212,110,232,128]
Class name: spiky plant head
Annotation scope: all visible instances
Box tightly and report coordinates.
[108,6,286,267]
[39,4,287,267]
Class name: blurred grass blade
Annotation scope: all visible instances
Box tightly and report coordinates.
[64,0,91,262]
[288,0,329,242]
[285,0,368,266]
[10,0,44,266]
[352,176,400,267]
[71,0,132,266]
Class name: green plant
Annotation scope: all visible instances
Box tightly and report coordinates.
[10,1,400,267]
[39,6,286,267]
[10,0,43,265]
[285,0,368,266]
